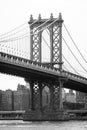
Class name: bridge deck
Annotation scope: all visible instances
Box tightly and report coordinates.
[0,52,87,92]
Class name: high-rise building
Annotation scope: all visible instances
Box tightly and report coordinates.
[1,89,13,111]
[14,84,30,110]
[5,90,13,110]
[76,91,85,103]
[65,89,76,103]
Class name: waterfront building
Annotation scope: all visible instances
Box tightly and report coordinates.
[76,91,85,103]
[5,90,13,110]
[1,90,13,111]
[14,84,30,110]
[65,89,76,103]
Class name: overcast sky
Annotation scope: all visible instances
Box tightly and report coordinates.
[0,0,87,90]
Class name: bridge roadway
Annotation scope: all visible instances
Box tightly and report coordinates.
[0,52,87,92]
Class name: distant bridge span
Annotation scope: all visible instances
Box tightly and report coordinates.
[0,52,87,93]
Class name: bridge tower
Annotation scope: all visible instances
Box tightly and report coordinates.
[29,13,63,66]
[24,13,66,121]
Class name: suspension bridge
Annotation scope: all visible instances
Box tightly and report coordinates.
[0,13,87,120]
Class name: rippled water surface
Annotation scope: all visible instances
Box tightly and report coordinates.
[0,120,87,130]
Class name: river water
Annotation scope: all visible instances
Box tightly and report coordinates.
[0,120,87,130]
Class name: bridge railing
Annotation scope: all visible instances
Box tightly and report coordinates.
[62,70,87,82]
[0,52,87,83]
[0,52,60,72]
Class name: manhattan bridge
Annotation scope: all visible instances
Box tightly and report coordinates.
[0,13,87,120]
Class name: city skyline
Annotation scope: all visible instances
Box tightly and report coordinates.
[0,73,26,90]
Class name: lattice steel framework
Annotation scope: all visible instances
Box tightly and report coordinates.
[53,85,60,110]
[32,82,40,110]
[29,79,42,111]
[50,81,60,110]
[29,15,42,62]
[50,13,63,70]
[29,13,63,69]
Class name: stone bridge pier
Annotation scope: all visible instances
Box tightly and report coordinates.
[23,77,67,121]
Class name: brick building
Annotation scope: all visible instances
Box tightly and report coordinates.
[1,90,13,111]
[76,91,85,103]
[0,84,30,111]
[65,90,76,103]
[14,84,30,110]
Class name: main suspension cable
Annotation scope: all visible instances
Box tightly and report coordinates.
[0,18,58,43]
[30,18,59,36]
[63,23,87,63]
[62,36,87,73]
[0,22,27,37]
[42,31,80,75]
[62,54,80,75]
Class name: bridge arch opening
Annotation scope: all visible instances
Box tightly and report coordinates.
[42,86,50,108]
[42,30,50,63]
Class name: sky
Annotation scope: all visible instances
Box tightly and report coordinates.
[0,0,87,90]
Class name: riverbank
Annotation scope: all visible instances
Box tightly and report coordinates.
[0,110,87,121]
